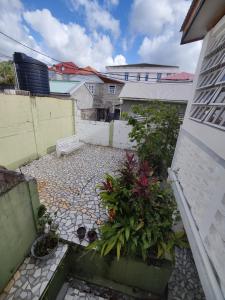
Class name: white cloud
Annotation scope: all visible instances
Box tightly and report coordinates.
[0,0,45,62]
[130,0,174,35]
[70,0,120,38]
[138,34,202,72]
[23,8,124,70]
[130,0,202,72]
[0,0,126,71]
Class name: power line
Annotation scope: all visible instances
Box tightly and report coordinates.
[0,30,182,83]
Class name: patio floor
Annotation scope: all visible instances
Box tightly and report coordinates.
[20,144,126,245]
[19,144,205,300]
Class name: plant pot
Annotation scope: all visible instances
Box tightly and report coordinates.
[77,226,86,240]
[87,230,97,243]
[31,233,58,260]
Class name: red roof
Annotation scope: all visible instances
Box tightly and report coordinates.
[162,72,194,81]
[48,62,123,83]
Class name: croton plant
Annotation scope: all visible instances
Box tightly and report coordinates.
[88,153,187,262]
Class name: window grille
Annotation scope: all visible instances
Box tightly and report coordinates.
[190,25,225,130]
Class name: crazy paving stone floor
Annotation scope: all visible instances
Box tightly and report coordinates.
[20,144,126,245]
[19,144,206,300]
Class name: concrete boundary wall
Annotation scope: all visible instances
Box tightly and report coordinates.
[76,117,135,150]
[0,94,75,169]
[0,177,40,292]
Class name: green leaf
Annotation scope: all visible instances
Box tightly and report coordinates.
[116,241,121,260]
[136,221,144,231]
[130,217,134,227]
[125,227,130,241]
[119,232,125,245]
[104,238,117,256]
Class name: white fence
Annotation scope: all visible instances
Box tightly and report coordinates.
[75,112,135,150]
[76,119,110,146]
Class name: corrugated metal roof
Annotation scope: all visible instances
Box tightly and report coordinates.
[49,80,81,94]
[119,82,193,102]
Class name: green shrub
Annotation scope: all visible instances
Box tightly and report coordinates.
[128,101,181,179]
[88,153,187,262]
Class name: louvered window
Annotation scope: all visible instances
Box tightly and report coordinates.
[190,25,225,129]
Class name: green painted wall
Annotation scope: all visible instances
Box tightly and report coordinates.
[0,94,75,169]
[0,179,40,292]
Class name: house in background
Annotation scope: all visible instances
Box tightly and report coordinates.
[119,82,192,118]
[160,72,194,83]
[49,80,93,110]
[169,0,225,299]
[105,63,179,82]
[49,62,124,121]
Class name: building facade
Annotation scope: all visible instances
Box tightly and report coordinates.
[169,1,225,299]
[105,63,179,83]
[119,82,192,117]
[49,62,124,121]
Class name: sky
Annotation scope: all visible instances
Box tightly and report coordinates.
[0,0,202,72]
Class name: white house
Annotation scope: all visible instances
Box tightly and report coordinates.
[106,63,179,82]
[119,82,192,117]
[169,1,225,299]
[49,80,93,110]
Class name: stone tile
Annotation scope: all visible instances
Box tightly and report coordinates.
[3,244,68,300]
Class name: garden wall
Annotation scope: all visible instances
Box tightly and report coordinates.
[76,110,135,149]
[0,94,75,169]
[0,175,40,292]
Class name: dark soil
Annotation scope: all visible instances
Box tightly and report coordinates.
[34,235,58,257]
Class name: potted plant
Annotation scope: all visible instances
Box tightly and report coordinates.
[87,228,98,243]
[87,153,187,295]
[31,205,59,260]
[77,226,86,241]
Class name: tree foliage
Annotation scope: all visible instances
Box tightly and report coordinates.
[128,101,181,178]
[0,61,15,85]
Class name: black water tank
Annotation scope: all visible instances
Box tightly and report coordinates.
[13,52,50,95]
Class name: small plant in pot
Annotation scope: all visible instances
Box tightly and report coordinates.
[77,226,86,241]
[31,205,59,260]
[87,228,98,243]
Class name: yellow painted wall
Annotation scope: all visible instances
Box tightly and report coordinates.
[0,94,75,169]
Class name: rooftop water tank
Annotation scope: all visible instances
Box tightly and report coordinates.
[13,52,50,95]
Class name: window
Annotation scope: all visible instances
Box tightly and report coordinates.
[189,25,225,129]
[87,84,95,94]
[108,85,116,94]
[157,73,162,80]
[137,73,141,81]
[125,72,129,81]
[145,73,149,81]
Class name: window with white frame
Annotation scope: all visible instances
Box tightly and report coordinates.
[190,24,225,129]
[108,85,116,94]
[125,72,129,81]
[137,73,141,81]
[87,84,95,94]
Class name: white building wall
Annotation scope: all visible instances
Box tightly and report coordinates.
[170,15,225,300]
[71,84,93,110]
[112,120,136,149]
[106,66,179,82]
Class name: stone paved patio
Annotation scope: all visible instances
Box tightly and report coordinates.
[16,144,205,300]
[20,145,126,245]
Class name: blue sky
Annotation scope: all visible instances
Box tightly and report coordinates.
[0,0,202,71]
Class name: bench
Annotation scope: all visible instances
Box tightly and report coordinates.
[56,135,84,158]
